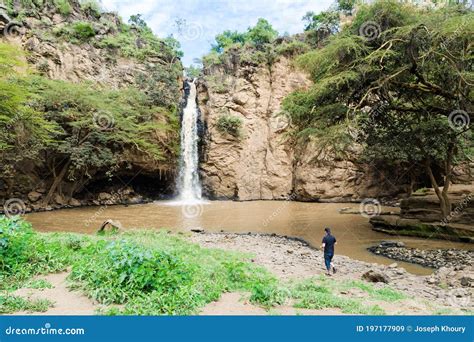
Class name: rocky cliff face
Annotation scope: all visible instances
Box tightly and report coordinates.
[0,1,182,210]
[198,54,409,201]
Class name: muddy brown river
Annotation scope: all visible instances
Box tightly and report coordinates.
[26,201,473,275]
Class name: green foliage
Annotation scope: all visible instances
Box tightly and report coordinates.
[54,21,96,41]
[340,280,406,301]
[302,10,340,33]
[247,18,279,48]
[22,76,179,181]
[291,279,385,314]
[0,294,52,314]
[212,30,248,53]
[71,21,96,40]
[70,239,193,304]
[276,40,310,57]
[250,282,288,307]
[0,43,57,165]
[68,230,279,315]
[79,0,101,17]
[216,114,243,137]
[208,18,278,54]
[128,14,149,30]
[337,0,356,13]
[54,0,73,15]
[23,278,54,289]
[185,65,202,78]
[0,216,35,275]
[283,0,473,184]
[0,216,76,290]
[135,63,182,109]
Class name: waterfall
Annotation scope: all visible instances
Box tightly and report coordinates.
[176,80,202,202]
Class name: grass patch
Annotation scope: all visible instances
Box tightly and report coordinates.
[290,279,385,315]
[23,279,54,290]
[340,280,406,302]
[0,294,53,314]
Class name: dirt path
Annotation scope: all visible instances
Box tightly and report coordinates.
[12,272,96,315]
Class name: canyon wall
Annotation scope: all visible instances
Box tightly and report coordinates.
[197,54,410,202]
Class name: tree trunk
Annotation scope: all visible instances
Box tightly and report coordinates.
[43,160,71,205]
[425,160,451,219]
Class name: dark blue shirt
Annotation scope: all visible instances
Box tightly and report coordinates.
[322,234,336,255]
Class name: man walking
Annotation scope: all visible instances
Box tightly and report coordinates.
[321,227,337,275]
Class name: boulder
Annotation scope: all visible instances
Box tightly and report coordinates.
[54,193,67,206]
[27,191,42,202]
[69,198,81,207]
[98,192,112,201]
[362,270,390,283]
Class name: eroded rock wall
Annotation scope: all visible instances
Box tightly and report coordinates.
[198,56,408,201]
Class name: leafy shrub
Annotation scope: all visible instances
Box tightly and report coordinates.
[216,115,243,137]
[71,21,96,40]
[70,240,193,304]
[250,282,289,307]
[80,0,101,17]
[54,0,72,15]
[0,216,35,275]
[276,40,310,57]
[0,217,75,290]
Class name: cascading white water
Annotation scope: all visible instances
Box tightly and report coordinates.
[176,80,202,202]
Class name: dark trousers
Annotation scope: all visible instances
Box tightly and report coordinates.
[324,253,333,271]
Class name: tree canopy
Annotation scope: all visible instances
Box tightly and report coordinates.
[283,0,473,216]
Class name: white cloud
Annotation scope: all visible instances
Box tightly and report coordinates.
[100,0,333,65]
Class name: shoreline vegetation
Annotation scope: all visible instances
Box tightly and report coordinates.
[0,217,472,316]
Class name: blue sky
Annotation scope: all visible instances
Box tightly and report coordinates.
[101,0,334,66]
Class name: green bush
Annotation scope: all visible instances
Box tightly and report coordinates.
[54,0,72,15]
[71,21,96,40]
[80,0,101,17]
[0,216,75,290]
[0,216,35,275]
[216,114,243,137]
[70,240,193,304]
[276,40,310,57]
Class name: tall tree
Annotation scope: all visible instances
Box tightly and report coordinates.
[284,0,473,218]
